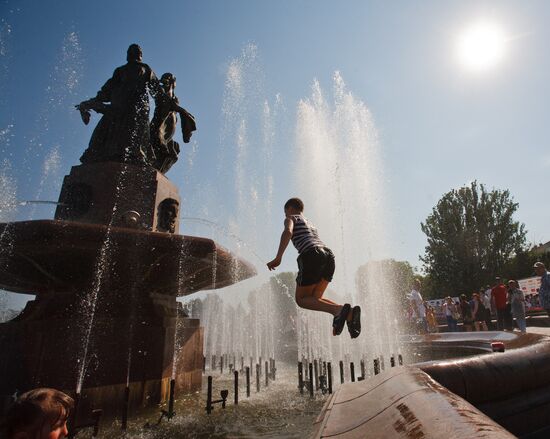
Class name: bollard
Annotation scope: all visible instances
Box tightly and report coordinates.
[374,358,380,375]
[360,359,366,380]
[246,367,251,397]
[314,359,319,391]
[309,363,314,398]
[206,376,213,414]
[272,358,277,380]
[220,355,224,374]
[380,355,385,371]
[298,362,304,394]
[121,386,130,430]
[398,354,403,366]
[256,364,260,392]
[350,362,355,382]
[203,356,206,373]
[339,360,344,384]
[67,392,80,439]
[265,361,269,387]
[166,378,176,419]
[327,362,333,394]
[390,355,395,368]
[234,371,239,405]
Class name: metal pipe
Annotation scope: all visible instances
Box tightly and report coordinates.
[234,371,239,405]
[314,359,319,390]
[206,376,213,414]
[256,364,260,392]
[350,362,355,382]
[121,386,130,430]
[327,362,333,394]
[167,378,176,418]
[298,362,304,394]
[309,363,314,397]
[246,366,251,397]
[67,392,80,439]
[374,358,380,375]
[339,360,344,384]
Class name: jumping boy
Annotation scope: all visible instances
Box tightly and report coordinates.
[267,197,361,338]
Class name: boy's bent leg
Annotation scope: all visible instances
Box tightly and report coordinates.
[312,279,338,305]
[296,284,341,316]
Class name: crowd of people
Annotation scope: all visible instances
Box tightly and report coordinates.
[407,261,550,334]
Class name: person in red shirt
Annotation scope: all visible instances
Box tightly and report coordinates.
[491,277,509,331]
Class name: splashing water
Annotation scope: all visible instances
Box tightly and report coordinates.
[190,48,405,375]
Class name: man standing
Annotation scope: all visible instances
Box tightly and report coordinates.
[481,286,493,329]
[492,277,508,331]
[409,279,427,332]
[534,262,550,317]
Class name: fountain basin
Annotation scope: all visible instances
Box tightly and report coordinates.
[0,219,256,295]
[0,218,256,419]
[313,331,550,438]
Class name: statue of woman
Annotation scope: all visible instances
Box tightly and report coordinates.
[77,44,162,166]
[149,73,196,173]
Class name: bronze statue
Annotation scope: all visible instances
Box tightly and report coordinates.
[76,45,196,174]
[150,73,196,173]
[77,44,163,166]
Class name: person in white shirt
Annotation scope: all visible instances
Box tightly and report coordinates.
[409,279,427,332]
[481,286,493,330]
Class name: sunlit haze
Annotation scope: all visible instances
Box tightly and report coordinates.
[457,21,507,71]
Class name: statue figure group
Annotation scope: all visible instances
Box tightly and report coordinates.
[76,44,196,174]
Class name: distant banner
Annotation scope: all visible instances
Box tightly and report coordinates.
[518,276,541,294]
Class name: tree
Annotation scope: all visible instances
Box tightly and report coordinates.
[421,181,526,295]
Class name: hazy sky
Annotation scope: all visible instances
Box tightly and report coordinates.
[1,0,549,308]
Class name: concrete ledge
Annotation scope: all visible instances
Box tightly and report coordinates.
[311,366,515,439]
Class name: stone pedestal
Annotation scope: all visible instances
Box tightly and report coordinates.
[55,162,180,233]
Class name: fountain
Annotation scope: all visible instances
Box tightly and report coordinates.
[0,44,256,421]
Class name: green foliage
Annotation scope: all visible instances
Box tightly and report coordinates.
[503,247,550,281]
[420,181,527,295]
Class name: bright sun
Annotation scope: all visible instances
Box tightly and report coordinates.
[457,22,507,72]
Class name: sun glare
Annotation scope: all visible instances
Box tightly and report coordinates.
[457,22,506,72]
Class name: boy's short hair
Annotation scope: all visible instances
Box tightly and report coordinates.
[284,198,304,212]
[3,388,74,438]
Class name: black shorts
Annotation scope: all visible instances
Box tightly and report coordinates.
[296,246,335,286]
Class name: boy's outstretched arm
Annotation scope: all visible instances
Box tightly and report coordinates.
[267,218,293,270]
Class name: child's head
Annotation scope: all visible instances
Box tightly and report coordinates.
[284,198,304,215]
[4,388,74,439]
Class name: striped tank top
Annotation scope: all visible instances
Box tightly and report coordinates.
[290,214,325,254]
